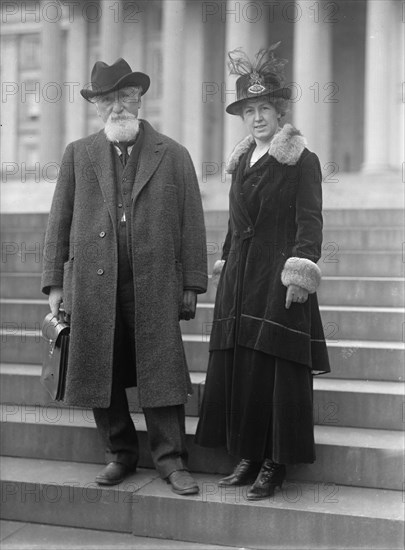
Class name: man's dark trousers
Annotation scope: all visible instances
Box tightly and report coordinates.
[93,221,189,479]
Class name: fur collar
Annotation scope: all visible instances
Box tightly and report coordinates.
[226,123,307,173]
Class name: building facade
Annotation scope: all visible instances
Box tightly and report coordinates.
[1,0,403,201]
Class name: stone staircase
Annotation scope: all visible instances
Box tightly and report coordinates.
[0,209,404,549]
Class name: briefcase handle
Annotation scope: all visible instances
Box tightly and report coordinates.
[41,305,70,343]
[57,302,70,323]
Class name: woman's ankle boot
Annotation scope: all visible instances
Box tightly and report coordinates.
[247,459,286,500]
[218,458,261,486]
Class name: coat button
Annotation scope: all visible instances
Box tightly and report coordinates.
[99,231,106,238]
[97,268,104,275]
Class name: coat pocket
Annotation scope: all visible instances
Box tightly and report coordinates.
[62,258,74,314]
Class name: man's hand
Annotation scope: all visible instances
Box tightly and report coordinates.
[49,286,63,317]
[285,284,308,309]
[180,290,197,320]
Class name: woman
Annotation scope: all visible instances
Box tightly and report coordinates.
[195,45,331,500]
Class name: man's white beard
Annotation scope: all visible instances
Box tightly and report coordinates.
[104,115,140,142]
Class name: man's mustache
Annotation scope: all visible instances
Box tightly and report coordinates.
[109,115,137,122]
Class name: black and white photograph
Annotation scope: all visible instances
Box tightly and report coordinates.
[0,0,404,548]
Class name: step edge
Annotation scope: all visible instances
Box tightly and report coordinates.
[2,300,404,315]
[1,365,403,396]
[1,456,403,521]
[1,405,403,448]
[1,330,404,349]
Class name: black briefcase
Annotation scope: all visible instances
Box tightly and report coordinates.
[40,310,70,401]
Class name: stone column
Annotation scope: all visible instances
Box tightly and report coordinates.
[1,35,19,174]
[293,0,332,167]
[363,0,397,171]
[65,14,87,144]
[99,0,123,63]
[223,3,258,161]
[390,3,405,169]
[183,1,205,177]
[161,0,186,142]
[39,3,63,166]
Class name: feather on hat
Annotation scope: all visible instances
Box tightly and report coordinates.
[226,43,291,115]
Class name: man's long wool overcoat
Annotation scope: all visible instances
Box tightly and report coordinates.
[41,120,208,408]
[210,124,330,374]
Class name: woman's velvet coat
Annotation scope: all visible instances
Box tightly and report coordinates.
[41,120,208,408]
[210,124,330,373]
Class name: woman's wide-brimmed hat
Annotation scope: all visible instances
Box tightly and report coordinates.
[226,44,291,115]
[80,58,150,102]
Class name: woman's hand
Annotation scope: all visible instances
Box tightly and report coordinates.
[285,284,308,309]
[49,286,63,317]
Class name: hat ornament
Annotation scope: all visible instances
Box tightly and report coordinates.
[225,43,291,115]
[227,42,288,90]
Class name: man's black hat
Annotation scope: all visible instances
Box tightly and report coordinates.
[80,58,150,102]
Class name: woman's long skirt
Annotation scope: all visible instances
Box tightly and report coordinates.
[195,346,315,464]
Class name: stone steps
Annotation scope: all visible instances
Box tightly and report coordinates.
[316,276,404,307]
[3,272,403,308]
[2,299,403,342]
[0,273,43,300]
[2,209,402,231]
[204,275,404,307]
[184,336,404,381]
[205,226,404,251]
[204,209,404,228]
[1,209,403,230]
[206,250,404,276]
[1,405,403,490]
[1,209,404,546]
[3,245,402,276]
[2,246,403,277]
[1,364,403,430]
[1,331,403,381]
[1,456,403,550]
[4,224,402,259]
[184,304,404,342]
[2,244,402,277]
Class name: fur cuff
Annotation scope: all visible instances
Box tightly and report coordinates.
[212,259,225,288]
[281,257,321,294]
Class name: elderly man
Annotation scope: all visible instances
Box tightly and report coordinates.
[41,58,207,495]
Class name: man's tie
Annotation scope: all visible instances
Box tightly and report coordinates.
[116,139,135,166]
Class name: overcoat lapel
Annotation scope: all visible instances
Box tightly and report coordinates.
[231,150,254,234]
[86,130,117,231]
[132,120,166,202]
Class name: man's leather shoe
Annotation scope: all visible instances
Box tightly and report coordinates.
[95,462,137,486]
[247,459,286,500]
[218,459,261,487]
[167,470,199,495]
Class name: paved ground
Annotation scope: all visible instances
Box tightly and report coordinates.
[0,520,247,550]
